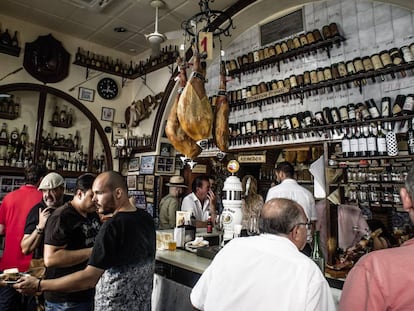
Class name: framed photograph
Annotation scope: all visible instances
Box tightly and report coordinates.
[78,87,95,102]
[137,175,145,191]
[127,175,137,190]
[101,107,115,122]
[140,155,155,174]
[144,175,155,190]
[155,156,175,174]
[128,157,140,171]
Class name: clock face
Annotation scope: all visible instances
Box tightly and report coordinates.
[97,78,119,100]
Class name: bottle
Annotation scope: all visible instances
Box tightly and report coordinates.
[1,29,12,45]
[357,126,368,157]
[341,128,351,157]
[11,31,18,47]
[402,94,414,115]
[52,105,59,123]
[349,127,359,157]
[385,122,399,156]
[380,97,391,118]
[407,118,414,155]
[207,215,213,234]
[366,99,380,119]
[311,231,325,273]
[20,125,27,145]
[59,105,67,124]
[0,123,8,140]
[366,124,378,157]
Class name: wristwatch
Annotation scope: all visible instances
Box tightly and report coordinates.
[35,225,43,235]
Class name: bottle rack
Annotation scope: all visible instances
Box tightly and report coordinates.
[73,46,178,81]
[228,34,346,76]
[227,59,414,111]
[0,112,18,120]
[0,43,20,57]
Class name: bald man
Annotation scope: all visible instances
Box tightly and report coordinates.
[190,198,335,311]
[14,171,156,311]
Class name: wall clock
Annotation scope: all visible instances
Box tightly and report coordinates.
[97,77,119,100]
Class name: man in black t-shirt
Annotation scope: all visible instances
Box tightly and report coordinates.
[15,171,156,311]
[43,173,101,311]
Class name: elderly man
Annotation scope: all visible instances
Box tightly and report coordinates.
[14,171,156,311]
[159,175,187,229]
[21,172,69,258]
[339,164,414,310]
[190,198,335,311]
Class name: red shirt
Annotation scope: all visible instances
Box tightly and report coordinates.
[0,185,43,272]
[339,238,414,311]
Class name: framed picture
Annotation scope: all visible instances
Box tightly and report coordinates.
[78,87,95,102]
[128,157,140,171]
[137,175,145,191]
[140,155,155,174]
[101,107,115,122]
[127,175,137,190]
[155,156,175,174]
[144,175,155,190]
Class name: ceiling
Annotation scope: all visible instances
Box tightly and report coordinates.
[0,0,240,56]
[1,0,413,57]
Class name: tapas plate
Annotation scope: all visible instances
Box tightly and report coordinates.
[185,240,209,253]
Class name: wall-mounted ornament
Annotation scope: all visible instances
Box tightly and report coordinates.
[125,92,163,127]
[23,34,70,83]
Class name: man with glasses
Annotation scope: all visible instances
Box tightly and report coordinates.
[190,198,334,311]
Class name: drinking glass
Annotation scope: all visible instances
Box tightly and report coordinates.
[215,214,224,247]
[247,215,259,236]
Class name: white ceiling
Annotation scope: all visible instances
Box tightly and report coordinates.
[0,0,240,56]
[0,0,413,56]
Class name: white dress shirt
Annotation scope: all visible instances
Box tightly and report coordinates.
[265,178,317,221]
[191,234,335,311]
[181,192,210,221]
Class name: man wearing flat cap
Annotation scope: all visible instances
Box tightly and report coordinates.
[159,176,187,229]
[21,172,71,260]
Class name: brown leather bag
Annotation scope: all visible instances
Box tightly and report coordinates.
[28,258,46,279]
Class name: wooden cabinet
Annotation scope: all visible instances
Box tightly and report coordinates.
[0,83,112,176]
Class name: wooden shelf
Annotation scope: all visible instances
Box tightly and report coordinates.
[49,120,72,128]
[0,43,21,57]
[228,35,346,76]
[0,112,18,120]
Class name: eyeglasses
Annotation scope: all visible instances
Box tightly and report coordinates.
[290,222,311,232]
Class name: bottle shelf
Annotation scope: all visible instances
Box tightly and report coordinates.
[0,112,18,120]
[0,43,21,57]
[228,35,346,76]
[49,120,72,128]
[41,145,77,153]
[228,61,414,110]
[73,56,175,80]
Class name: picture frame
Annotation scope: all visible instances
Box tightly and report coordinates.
[127,175,137,190]
[101,107,115,122]
[128,157,140,171]
[144,175,155,190]
[155,156,175,174]
[140,155,155,174]
[78,87,95,102]
[137,175,145,191]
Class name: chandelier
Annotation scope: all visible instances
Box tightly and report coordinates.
[181,0,235,38]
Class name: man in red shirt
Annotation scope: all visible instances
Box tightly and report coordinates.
[0,164,47,311]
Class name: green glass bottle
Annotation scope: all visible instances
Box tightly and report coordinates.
[311,231,325,273]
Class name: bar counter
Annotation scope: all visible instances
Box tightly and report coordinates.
[153,235,344,310]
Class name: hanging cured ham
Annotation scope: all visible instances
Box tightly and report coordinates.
[177,52,213,142]
[213,61,230,152]
[165,58,201,159]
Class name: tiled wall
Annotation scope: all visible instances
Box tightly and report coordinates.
[205,0,414,124]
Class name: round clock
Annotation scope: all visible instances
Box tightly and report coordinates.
[97,77,119,100]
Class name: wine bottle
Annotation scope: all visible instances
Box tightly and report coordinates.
[357,125,368,157]
[366,99,380,119]
[407,118,414,155]
[402,94,414,115]
[11,31,18,47]
[311,231,325,273]
[350,127,359,157]
[1,28,12,45]
[341,128,351,157]
[366,124,378,156]
[381,97,391,118]
[0,123,8,140]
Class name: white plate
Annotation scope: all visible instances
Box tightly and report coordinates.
[186,240,209,248]
[0,273,29,284]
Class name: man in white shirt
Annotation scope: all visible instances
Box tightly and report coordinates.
[181,175,216,227]
[190,198,335,311]
[266,161,317,225]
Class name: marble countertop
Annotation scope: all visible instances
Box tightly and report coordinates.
[156,249,211,274]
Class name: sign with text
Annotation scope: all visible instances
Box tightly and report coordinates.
[237,154,266,163]
[198,32,213,60]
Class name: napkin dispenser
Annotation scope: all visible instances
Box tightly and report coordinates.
[174,226,185,248]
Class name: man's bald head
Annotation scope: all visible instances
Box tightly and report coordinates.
[260,198,307,235]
